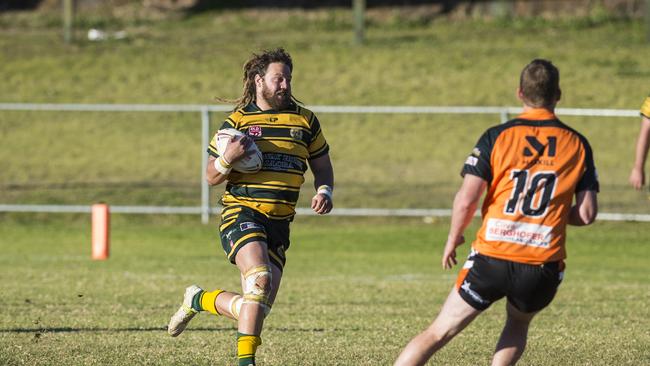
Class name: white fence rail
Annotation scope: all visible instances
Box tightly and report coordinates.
[1,102,645,222]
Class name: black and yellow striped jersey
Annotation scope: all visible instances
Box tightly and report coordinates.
[641,95,650,118]
[208,102,329,220]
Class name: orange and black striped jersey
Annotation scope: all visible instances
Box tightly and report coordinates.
[461,109,599,265]
[208,102,329,220]
[641,96,650,118]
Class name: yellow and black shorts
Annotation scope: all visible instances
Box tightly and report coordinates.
[219,205,290,271]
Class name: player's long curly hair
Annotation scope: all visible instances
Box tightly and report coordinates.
[219,48,301,111]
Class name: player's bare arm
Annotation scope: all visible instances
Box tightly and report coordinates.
[308,153,334,215]
[442,174,487,269]
[629,116,650,190]
[205,135,254,186]
[568,189,597,226]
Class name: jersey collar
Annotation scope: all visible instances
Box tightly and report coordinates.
[517,108,556,121]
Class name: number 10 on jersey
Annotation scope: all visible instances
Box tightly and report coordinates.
[504,169,558,218]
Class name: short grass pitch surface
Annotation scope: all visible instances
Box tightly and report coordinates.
[1,215,648,365]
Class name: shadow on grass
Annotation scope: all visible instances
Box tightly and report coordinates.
[0,326,224,333]
[0,326,354,333]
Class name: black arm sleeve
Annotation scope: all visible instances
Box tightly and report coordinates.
[461,129,494,183]
[575,138,600,193]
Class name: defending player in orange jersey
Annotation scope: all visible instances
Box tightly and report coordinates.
[395,59,599,366]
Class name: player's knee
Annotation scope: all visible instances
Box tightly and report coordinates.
[243,265,273,316]
[229,295,243,320]
[255,271,272,293]
[426,324,454,345]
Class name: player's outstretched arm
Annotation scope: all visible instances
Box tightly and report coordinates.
[308,153,334,215]
[442,174,486,269]
[568,190,597,226]
[629,116,650,190]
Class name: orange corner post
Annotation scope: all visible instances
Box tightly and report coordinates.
[91,203,110,260]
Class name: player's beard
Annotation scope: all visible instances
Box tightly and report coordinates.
[261,84,290,110]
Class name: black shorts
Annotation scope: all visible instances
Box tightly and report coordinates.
[218,205,291,271]
[455,250,564,313]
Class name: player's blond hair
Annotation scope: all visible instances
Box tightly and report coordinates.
[519,59,561,109]
[219,48,301,111]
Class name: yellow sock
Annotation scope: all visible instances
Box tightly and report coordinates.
[237,333,261,366]
[199,289,224,315]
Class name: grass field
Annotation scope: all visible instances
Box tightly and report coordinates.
[1,7,650,365]
[0,214,649,365]
[2,8,650,213]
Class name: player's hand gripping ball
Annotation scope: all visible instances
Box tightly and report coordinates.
[216,128,263,174]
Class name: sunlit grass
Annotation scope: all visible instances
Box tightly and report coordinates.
[0,215,648,365]
[1,9,649,213]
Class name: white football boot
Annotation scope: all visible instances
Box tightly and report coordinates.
[168,285,203,337]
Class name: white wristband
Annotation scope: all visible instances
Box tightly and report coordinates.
[316,185,333,200]
[214,156,232,176]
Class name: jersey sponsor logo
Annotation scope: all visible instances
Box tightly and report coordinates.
[523,136,557,157]
[263,153,305,171]
[240,222,262,231]
[471,147,481,157]
[290,128,303,140]
[465,156,478,166]
[248,126,263,137]
[485,218,553,247]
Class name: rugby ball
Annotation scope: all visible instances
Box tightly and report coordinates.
[216,128,263,174]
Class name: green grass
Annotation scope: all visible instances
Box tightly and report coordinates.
[2,9,650,213]
[1,8,648,365]
[0,214,648,365]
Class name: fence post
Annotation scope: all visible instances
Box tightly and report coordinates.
[646,0,650,43]
[63,0,75,43]
[491,0,513,19]
[353,0,365,45]
[500,109,510,123]
[201,107,210,224]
